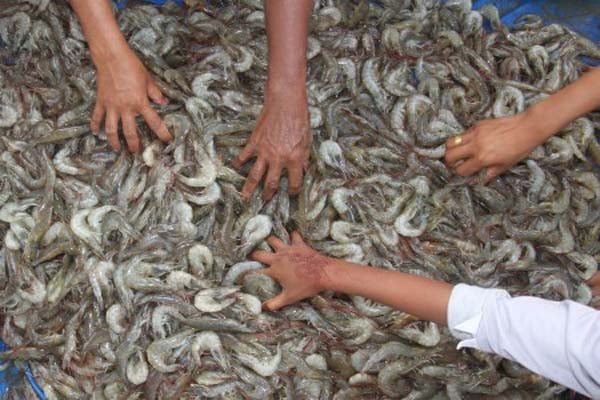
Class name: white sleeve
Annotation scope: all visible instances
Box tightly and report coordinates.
[447,283,600,398]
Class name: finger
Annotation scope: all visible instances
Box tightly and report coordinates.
[454,158,482,177]
[303,158,310,171]
[287,164,304,195]
[262,162,283,201]
[446,133,471,149]
[588,271,600,286]
[122,113,141,153]
[232,143,255,170]
[241,158,266,201]
[290,231,306,246]
[141,106,172,143]
[147,81,168,105]
[255,267,275,278]
[481,166,504,185]
[266,236,287,251]
[251,250,275,265]
[593,284,600,296]
[262,293,289,311]
[444,143,473,166]
[90,103,105,134]
[105,109,120,151]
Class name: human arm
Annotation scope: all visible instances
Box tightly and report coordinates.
[449,285,600,398]
[445,67,600,182]
[232,0,313,201]
[68,0,172,152]
[252,233,600,397]
[251,232,453,325]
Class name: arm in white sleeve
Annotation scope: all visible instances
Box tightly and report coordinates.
[447,283,600,398]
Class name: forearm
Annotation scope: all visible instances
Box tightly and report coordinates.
[68,0,130,64]
[264,0,312,97]
[322,259,453,325]
[527,67,600,142]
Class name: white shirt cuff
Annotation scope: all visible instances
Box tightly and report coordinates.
[447,283,510,349]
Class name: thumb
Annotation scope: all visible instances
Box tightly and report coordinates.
[148,82,168,105]
[262,293,289,312]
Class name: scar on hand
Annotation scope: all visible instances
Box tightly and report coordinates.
[289,253,328,282]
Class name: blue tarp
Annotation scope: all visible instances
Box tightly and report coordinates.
[473,0,600,44]
[1,1,599,398]
[0,340,44,400]
[115,0,183,8]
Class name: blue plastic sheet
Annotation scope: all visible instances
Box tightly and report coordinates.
[473,0,600,43]
[0,340,45,400]
[474,0,600,65]
[115,0,183,8]
[0,340,19,398]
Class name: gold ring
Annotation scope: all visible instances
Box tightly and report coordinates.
[453,136,463,146]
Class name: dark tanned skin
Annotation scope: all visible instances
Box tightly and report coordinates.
[232,0,313,201]
[69,0,313,200]
[68,0,172,153]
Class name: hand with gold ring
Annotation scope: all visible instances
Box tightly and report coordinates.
[444,112,547,184]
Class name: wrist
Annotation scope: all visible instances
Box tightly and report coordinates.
[320,258,345,292]
[522,103,559,142]
[265,78,307,101]
[523,88,588,142]
[89,38,131,66]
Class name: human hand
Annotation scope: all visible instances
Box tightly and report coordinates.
[250,232,332,311]
[589,272,600,297]
[444,111,547,183]
[91,48,172,153]
[232,91,311,201]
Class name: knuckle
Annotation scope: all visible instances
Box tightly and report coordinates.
[132,98,145,108]
[249,168,264,179]
[266,182,278,191]
[291,154,305,164]
[145,112,160,125]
